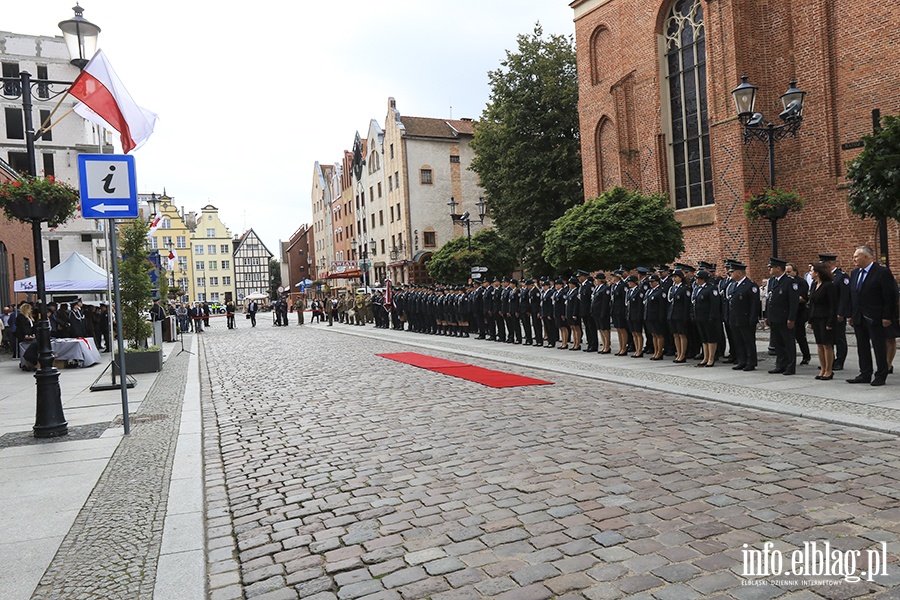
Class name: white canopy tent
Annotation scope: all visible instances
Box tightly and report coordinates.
[15,252,111,294]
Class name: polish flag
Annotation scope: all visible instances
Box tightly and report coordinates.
[68,49,158,153]
[167,248,177,271]
[384,278,393,311]
[147,212,163,237]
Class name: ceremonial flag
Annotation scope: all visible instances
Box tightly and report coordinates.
[147,212,163,237]
[68,49,158,153]
[384,278,393,311]
[167,248,177,271]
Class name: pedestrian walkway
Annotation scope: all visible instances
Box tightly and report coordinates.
[324,323,900,434]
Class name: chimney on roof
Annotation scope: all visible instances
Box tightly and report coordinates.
[389,97,396,110]
[461,118,473,122]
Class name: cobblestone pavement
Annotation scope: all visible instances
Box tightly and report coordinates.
[29,341,191,600]
[201,324,900,600]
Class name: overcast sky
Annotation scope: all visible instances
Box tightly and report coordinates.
[6,1,575,254]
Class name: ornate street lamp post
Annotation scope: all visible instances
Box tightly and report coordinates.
[0,5,101,437]
[448,196,488,250]
[732,76,806,258]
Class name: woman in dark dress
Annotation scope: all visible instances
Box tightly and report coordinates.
[565,277,582,351]
[667,270,691,363]
[609,271,628,355]
[15,303,35,351]
[643,275,666,360]
[553,279,569,349]
[624,275,644,357]
[691,270,721,367]
[808,263,838,380]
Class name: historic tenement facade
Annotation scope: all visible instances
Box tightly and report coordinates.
[571,0,900,274]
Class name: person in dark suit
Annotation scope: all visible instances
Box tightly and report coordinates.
[691,270,721,367]
[657,265,676,356]
[766,257,799,375]
[786,263,812,365]
[565,276,582,351]
[578,270,597,352]
[808,262,838,380]
[643,274,666,360]
[553,279,569,349]
[591,272,611,354]
[667,270,691,363]
[847,245,895,386]
[624,275,644,357]
[818,253,851,370]
[726,262,760,371]
[540,279,557,348]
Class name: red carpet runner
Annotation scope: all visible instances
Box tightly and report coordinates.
[377,352,554,388]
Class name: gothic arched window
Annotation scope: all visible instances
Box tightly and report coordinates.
[663,0,713,209]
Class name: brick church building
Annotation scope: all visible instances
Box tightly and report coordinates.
[570,0,900,275]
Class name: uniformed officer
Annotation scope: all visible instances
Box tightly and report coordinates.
[519,279,535,346]
[667,269,692,363]
[540,278,558,348]
[609,270,628,355]
[818,253,851,370]
[692,270,721,367]
[491,278,505,342]
[591,272,611,353]
[766,257,800,375]
[565,276,582,350]
[657,265,675,356]
[786,262,812,365]
[577,269,597,352]
[624,274,644,357]
[643,274,666,360]
[553,278,569,349]
[528,279,543,347]
[727,261,760,371]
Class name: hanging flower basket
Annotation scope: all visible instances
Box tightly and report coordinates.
[0,175,80,227]
[743,187,805,221]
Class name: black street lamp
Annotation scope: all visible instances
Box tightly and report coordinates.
[732,75,806,258]
[448,196,488,250]
[1,5,101,437]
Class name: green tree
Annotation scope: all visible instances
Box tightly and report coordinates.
[269,259,282,298]
[118,219,154,348]
[470,23,583,275]
[158,262,170,302]
[426,229,517,283]
[543,187,684,272]
[847,114,900,221]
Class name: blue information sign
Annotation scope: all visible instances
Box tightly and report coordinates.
[78,154,139,219]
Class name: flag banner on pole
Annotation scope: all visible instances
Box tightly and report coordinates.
[69,49,158,153]
[167,248,177,271]
[384,278,393,311]
[147,212,162,237]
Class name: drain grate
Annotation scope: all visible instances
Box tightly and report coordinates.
[112,413,169,426]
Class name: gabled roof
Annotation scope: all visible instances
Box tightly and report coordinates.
[233,228,275,259]
[399,116,476,140]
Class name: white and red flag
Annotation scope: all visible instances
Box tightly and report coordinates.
[167,248,177,271]
[68,49,158,153]
[147,212,163,237]
[384,278,393,312]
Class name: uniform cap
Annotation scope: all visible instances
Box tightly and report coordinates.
[672,269,685,278]
[567,276,579,284]
[730,261,748,270]
[593,272,606,281]
[649,274,661,282]
[674,262,695,272]
[524,278,534,285]
[697,261,713,269]
[767,257,787,268]
[613,269,624,276]
[509,278,518,284]
[657,265,671,272]
[626,275,639,283]
[696,270,710,280]
[636,266,650,274]
[555,278,565,285]
[818,253,838,262]
[576,269,590,277]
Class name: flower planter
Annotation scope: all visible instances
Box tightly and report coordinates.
[113,348,163,375]
[767,205,790,221]
[6,198,65,223]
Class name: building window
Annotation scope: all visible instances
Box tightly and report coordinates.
[209,261,217,270]
[8,152,28,173]
[450,155,460,164]
[378,182,382,197]
[663,0,713,209]
[162,218,171,229]
[371,214,376,228]
[423,231,436,247]
[395,171,400,190]
[207,228,215,237]
[2,62,20,95]
[39,110,52,141]
[221,260,230,269]
[388,175,393,191]
[178,257,188,270]
[208,244,216,254]
[195,245,204,255]
[379,210,384,226]
[420,168,433,185]
[220,244,229,254]
[390,206,394,222]
[381,239,385,254]
[223,276,231,285]
[5,108,24,139]
[42,153,54,176]
[36,65,49,98]
[162,236,172,248]
[210,277,219,286]
[177,236,186,248]
[390,143,394,159]
[150,237,159,249]
[396,203,401,220]
[195,261,205,270]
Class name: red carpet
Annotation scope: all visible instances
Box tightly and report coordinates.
[377,352,554,388]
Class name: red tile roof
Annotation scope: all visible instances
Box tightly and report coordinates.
[400,116,476,139]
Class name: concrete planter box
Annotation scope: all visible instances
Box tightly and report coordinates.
[113,348,163,375]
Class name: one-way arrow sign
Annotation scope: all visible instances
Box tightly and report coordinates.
[78,154,139,219]
[471,266,488,273]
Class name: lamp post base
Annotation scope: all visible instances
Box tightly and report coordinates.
[33,366,68,438]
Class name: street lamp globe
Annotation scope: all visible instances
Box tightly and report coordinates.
[58,4,101,69]
[476,197,487,222]
[779,79,806,119]
[369,239,376,255]
[447,196,458,216]
[731,75,758,118]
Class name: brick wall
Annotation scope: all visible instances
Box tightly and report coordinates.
[572,0,900,277]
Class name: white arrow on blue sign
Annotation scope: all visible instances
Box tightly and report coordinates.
[78,154,139,219]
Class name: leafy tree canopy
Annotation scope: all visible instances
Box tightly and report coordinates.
[847,114,900,221]
[470,23,583,275]
[269,259,282,298]
[118,219,154,348]
[543,187,684,272]
[426,228,517,284]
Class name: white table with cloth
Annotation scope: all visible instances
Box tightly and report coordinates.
[19,337,102,368]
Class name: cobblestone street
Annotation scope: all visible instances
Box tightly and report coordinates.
[200,323,900,600]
